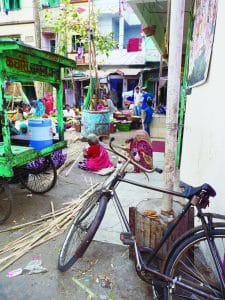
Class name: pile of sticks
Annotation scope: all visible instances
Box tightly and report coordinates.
[0,184,100,272]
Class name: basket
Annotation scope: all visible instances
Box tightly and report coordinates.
[114,115,127,121]
[117,122,131,131]
[142,25,156,36]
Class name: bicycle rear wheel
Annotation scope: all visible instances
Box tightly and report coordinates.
[0,180,13,224]
[164,228,225,299]
[58,193,109,272]
[19,157,57,194]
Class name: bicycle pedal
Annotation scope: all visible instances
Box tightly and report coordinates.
[120,232,134,245]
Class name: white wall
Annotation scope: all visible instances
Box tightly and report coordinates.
[0,0,35,46]
[94,0,119,14]
[180,1,225,214]
[0,23,36,46]
[98,16,113,35]
[0,0,34,23]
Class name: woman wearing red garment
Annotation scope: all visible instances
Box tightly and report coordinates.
[43,92,54,115]
[78,134,113,172]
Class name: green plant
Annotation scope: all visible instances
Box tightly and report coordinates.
[44,0,116,56]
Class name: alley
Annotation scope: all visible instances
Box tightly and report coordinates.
[0,130,164,300]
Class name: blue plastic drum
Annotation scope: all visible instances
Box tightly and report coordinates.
[28,119,53,150]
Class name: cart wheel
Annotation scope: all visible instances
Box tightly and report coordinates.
[19,157,57,194]
[0,180,13,224]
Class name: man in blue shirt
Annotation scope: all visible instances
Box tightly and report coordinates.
[141,87,154,110]
[142,98,154,136]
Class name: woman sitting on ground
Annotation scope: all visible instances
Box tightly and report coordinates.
[78,134,113,172]
[125,130,153,173]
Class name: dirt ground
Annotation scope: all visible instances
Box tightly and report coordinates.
[0,130,153,300]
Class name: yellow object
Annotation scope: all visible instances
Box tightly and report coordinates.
[143,210,159,219]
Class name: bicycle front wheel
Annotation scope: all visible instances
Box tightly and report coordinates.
[58,193,109,272]
[164,228,225,299]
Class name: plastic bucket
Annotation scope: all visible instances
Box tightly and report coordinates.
[28,119,53,150]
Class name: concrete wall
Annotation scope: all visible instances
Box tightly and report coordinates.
[112,18,119,45]
[180,1,225,214]
[151,115,166,139]
[98,15,113,36]
[0,0,35,46]
[0,23,36,46]
[0,0,34,23]
[94,0,119,14]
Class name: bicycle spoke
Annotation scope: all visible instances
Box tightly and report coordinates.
[58,192,102,271]
[19,157,57,194]
[165,230,225,299]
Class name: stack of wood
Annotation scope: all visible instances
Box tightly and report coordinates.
[0,184,100,272]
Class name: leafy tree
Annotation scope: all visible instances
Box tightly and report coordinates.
[44,0,116,56]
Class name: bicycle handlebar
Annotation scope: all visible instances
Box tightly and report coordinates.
[109,137,163,174]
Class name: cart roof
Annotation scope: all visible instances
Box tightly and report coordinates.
[0,38,77,84]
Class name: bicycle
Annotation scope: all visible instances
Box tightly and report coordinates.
[58,137,225,299]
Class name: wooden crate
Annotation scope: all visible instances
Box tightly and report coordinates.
[129,206,194,265]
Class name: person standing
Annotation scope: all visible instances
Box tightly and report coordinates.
[140,87,154,110]
[133,86,142,116]
[142,98,154,136]
[43,92,54,115]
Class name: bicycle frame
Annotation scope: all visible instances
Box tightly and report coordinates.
[104,168,225,299]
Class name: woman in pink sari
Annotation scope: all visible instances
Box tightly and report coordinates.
[78,134,113,171]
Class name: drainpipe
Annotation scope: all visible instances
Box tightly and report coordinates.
[161,0,185,213]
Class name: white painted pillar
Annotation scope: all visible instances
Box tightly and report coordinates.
[162,0,185,213]
[119,16,124,50]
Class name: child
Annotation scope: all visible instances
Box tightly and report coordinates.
[142,98,154,136]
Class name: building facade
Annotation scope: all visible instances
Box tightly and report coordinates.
[0,0,36,46]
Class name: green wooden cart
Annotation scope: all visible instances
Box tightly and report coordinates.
[0,39,76,223]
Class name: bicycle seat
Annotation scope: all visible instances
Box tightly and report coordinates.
[180,181,216,199]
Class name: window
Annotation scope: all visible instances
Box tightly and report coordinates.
[72,35,84,52]
[3,0,21,10]
[41,0,60,8]
[50,39,56,53]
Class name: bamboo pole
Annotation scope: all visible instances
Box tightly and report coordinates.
[65,152,82,177]
[88,0,92,102]
[0,184,100,271]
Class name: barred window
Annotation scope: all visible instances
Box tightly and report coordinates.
[3,0,21,10]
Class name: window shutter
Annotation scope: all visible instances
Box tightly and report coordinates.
[3,0,10,10]
[48,0,60,7]
[13,0,21,9]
